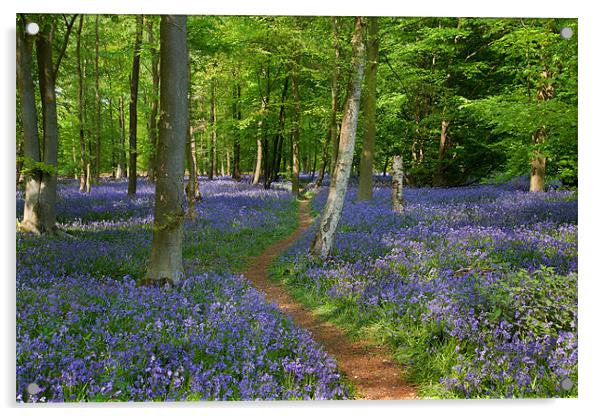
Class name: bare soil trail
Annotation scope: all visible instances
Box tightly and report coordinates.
[244,197,418,400]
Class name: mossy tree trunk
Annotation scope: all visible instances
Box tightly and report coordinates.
[145,15,189,285]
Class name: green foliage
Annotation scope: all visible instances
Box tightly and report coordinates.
[17,15,576,189]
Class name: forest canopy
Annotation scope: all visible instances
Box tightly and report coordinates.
[16,15,577,192]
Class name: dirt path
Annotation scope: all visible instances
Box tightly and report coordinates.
[244,198,418,400]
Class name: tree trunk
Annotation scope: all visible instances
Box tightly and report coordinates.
[186,124,201,217]
[117,96,127,178]
[310,17,366,259]
[16,135,24,188]
[208,78,216,180]
[252,99,267,185]
[226,148,231,176]
[391,155,404,213]
[220,146,225,176]
[291,54,301,196]
[329,16,341,178]
[35,21,60,233]
[252,137,263,185]
[265,76,289,189]
[358,16,379,201]
[75,15,88,193]
[530,128,547,192]
[144,15,188,285]
[94,15,101,180]
[232,83,242,180]
[310,126,318,180]
[17,16,43,232]
[147,17,160,182]
[434,119,450,186]
[315,130,330,187]
[530,68,554,192]
[128,15,143,196]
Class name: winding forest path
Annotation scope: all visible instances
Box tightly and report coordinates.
[244,197,418,400]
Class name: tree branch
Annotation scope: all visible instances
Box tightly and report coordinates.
[53,14,77,78]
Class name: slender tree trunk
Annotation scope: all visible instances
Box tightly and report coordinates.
[330,17,341,178]
[94,15,101,180]
[147,17,160,182]
[252,99,267,185]
[117,96,127,178]
[253,137,263,185]
[17,16,43,232]
[208,78,216,180]
[310,17,366,259]
[16,136,24,187]
[291,53,301,196]
[144,15,188,285]
[75,15,88,193]
[128,15,143,195]
[185,60,201,213]
[391,155,404,213]
[109,97,116,177]
[186,124,201,217]
[232,83,242,180]
[315,130,330,187]
[311,131,318,180]
[382,156,388,176]
[265,77,289,189]
[530,68,554,192]
[434,119,449,186]
[358,16,379,200]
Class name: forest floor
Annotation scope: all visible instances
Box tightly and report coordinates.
[244,196,418,400]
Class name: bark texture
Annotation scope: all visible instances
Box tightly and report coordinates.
[232,83,242,180]
[391,155,404,213]
[291,54,301,196]
[17,17,43,232]
[35,21,59,233]
[147,18,160,182]
[208,79,216,180]
[252,99,267,185]
[116,96,127,178]
[145,15,188,285]
[128,15,143,196]
[310,17,366,259]
[530,68,554,192]
[75,15,88,193]
[358,16,379,200]
[329,17,341,179]
[94,15,101,180]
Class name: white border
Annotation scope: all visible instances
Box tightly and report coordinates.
[3,1,600,416]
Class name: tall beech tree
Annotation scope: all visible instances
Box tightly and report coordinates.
[128,15,143,196]
[147,17,160,182]
[94,15,101,181]
[144,15,189,285]
[18,14,75,234]
[310,17,366,259]
[75,15,89,193]
[17,16,43,232]
[316,17,341,188]
[358,16,379,200]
